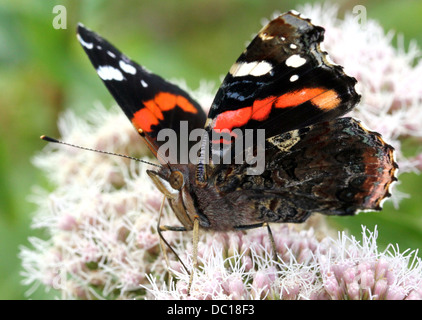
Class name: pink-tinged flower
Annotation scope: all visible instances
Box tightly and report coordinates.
[21,3,422,299]
[143,226,422,300]
[373,278,388,299]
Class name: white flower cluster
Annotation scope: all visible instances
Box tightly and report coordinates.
[21,105,178,299]
[147,226,422,299]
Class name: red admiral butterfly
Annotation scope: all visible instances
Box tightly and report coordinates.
[75,11,397,290]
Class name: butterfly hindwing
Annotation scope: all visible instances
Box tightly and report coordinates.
[202,118,397,229]
[77,24,206,162]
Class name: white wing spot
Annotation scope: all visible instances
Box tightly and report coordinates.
[107,51,116,58]
[285,54,306,68]
[290,44,297,49]
[141,79,148,87]
[77,34,93,49]
[97,65,124,81]
[289,74,299,82]
[119,60,137,75]
[230,61,272,77]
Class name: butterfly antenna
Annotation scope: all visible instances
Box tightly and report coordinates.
[40,135,162,168]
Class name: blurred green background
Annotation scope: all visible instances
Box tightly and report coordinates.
[0,0,421,299]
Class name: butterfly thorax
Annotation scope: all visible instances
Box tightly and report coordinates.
[146,164,196,230]
[148,163,263,232]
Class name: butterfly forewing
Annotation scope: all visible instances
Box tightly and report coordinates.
[77,24,206,162]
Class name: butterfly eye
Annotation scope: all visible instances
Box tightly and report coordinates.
[169,171,184,190]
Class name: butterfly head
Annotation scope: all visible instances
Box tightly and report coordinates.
[146,165,198,230]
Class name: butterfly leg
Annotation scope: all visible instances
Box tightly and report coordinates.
[264,223,281,271]
[235,222,281,271]
[156,197,190,277]
[187,215,200,296]
[156,199,200,295]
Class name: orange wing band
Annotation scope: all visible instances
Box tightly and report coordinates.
[131,92,198,133]
[212,87,339,138]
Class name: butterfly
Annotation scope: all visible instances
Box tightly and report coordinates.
[76,11,398,292]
